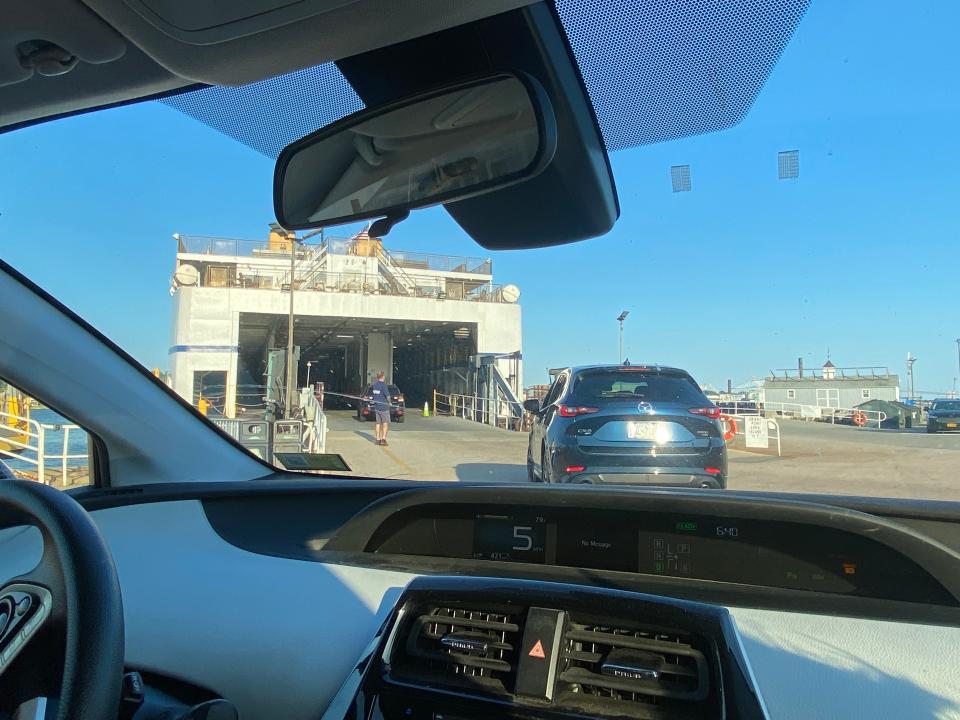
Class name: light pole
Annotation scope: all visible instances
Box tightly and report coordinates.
[906,353,917,401]
[955,339,960,389]
[306,361,313,391]
[284,232,302,419]
[617,310,630,364]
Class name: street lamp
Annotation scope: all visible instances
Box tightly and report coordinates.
[617,310,630,364]
[306,361,313,390]
[906,353,917,401]
[955,339,960,389]
[284,231,303,419]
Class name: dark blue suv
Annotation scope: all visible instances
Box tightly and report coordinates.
[524,365,727,488]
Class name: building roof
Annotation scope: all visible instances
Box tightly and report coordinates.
[822,360,835,368]
[764,375,899,386]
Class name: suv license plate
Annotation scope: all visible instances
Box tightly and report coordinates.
[627,422,661,440]
[947,423,957,428]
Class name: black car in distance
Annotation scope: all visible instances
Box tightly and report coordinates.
[525,365,728,488]
[927,398,960,433]
[358,384,406,422]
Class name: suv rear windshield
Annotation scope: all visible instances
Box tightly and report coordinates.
[569,370,705,404]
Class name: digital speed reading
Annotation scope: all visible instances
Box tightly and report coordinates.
[472,515,546,563]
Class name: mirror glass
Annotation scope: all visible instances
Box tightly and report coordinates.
[277,76,544,229]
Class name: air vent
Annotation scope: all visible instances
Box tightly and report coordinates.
[392,606,522,695]
[557,620,711,716]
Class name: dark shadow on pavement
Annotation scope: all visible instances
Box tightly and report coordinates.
[456,463,528,483]
[353,430,379,444]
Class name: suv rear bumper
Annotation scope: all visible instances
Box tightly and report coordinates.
[550,444,727,488]
[560,467,725,488]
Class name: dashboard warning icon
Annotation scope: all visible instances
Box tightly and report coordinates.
[528,639,546,659]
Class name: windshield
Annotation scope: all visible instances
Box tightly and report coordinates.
[932,402,960,413]
[570,371,704,404]
[1,0,958,500]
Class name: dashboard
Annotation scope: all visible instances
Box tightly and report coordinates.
[16,479,958,720]
[192,482,960,624]
[368,507,954,604]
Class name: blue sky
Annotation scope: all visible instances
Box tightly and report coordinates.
[1,0,959,394]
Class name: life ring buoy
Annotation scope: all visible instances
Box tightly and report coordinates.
[852,411,867,427]
[720,414,738,442]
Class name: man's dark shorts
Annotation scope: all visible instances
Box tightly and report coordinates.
[375,410,391,424]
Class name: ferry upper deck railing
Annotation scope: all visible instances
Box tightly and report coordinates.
[177,235,492,275]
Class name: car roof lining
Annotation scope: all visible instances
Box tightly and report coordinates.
[0,0,538,132]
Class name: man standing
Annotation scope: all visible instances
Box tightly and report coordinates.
[371,371,392,446]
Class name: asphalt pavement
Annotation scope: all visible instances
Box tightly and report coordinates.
[321,410,960,501]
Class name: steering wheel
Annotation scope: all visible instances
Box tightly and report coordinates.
[0,481,124,719]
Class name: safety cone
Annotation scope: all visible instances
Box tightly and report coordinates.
[423,402,430,417]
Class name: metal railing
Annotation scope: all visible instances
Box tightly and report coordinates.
[768,366,894,380]
[717,401,762,415]
[433,392,524,430]
[0,411,88,485]
[324,238,491,275]
[177,261,512,302]
[297,387,327,454]
[178,235,493,276]
[177,235,336,259]
[763,401,887,427]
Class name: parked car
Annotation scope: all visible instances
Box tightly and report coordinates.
[927,399,960,433]
[357,384,406,422]
[525,365,727,487]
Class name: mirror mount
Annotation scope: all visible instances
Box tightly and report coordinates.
[369,210,409,239]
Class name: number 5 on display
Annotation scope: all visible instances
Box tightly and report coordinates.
[513,526,533,551]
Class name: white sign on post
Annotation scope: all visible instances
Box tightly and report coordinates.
[744,415,768,448]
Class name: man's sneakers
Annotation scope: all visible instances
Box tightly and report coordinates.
[376,439,389,446]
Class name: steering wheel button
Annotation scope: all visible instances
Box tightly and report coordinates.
[15,597,31,616]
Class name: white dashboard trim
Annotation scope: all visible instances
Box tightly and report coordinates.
[2,499,959,719]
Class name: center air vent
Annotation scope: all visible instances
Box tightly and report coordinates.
[557,621,712,716]
[392,605,522,695]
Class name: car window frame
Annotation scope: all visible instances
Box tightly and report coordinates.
[543,373,568,407]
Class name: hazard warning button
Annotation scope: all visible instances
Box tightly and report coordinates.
[515,608,566,700]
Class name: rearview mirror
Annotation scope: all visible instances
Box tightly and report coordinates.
[274,73,556,231]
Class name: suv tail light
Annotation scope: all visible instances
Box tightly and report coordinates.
[689,407,721,420]
[558,405,599,417]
